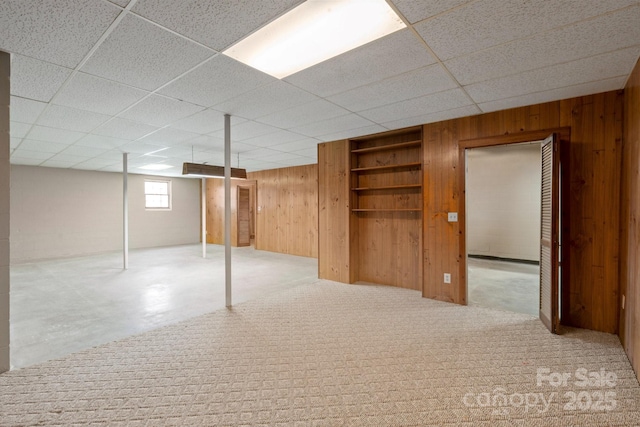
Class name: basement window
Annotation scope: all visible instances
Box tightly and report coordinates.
[144,180,171,210]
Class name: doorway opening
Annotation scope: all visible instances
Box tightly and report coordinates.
[465,141,542,316]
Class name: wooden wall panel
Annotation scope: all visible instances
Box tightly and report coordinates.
[205,179,256,247]
[621,58,640,381]
[423,91,623,333]
[318,141,351,281]
[248,164,318,258]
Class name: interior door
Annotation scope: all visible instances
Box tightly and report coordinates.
[540,134,560,333]
[237,187,251,247]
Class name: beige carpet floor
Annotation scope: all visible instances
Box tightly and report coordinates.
[1,280,639,426]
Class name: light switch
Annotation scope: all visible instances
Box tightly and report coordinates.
[448,212,458,222]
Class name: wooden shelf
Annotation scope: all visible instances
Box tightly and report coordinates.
[352,184,422,191]
[351,140,421,154]
[351,162,422,172]
[352,208,421,212]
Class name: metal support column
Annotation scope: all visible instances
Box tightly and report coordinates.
[202,177,206,258]
[123,152,129,270]
[224,114,232,307]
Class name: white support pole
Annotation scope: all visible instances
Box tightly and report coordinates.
[202,177,206,258]
[224,114,232,307]
[123,152,129,270]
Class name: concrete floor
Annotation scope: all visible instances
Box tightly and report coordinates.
[10,244,317,370]
[467,257,539,317]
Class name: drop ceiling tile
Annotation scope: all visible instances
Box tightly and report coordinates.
[316,125,388,143]
[272,157,315,168]
[213,81,318,120]
[289,114,378,138]
[270,138,319,153]
[242,147,284,160]
[53,72,149,115]
[209,121,280,141]
[260,151,307,163]
[239,159,281,173]
[92,118,159,141]
[256,99,351,129]
[415,0,639,61]
[465,48,638,104]
[358,88,472,123]
[285,29,435,97]
[478,77,627,113]
[120,95,205,127]
[159,55,275,108]
[391,0,473,24]
[240,130,311,148]
[132,0,303,51]
[328,64,458,112]
[446,5,640,85]
[118,141,166,155]
[139,127,200,145]
[107,0,129,7]
[36,105,111,133]
[100,150,132,161]
[27,125,86,144]
[17,139,72,154]
[72,158,120,170]
[194,151,225,165]
[40,159,78,168]
[381,104,481,130]
[9,156,46,166]
[183,135,225,152]
[10,55,72,102]
[292,146,318,160]
[81,14,214,91]
[11,149,53,161]
[223,142,261,153]
[171,110,246,134]
[9,122,31,138]
[59,145,109,158]
[10,138,22,149]
[0,0,120,67]
[10,97,47,123]
[47,153,92,163]
[76,135,130,149]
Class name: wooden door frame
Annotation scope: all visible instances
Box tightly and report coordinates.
[236,184,253,247]
[457,127,570,317]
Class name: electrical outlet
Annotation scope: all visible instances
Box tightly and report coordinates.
[444,273,451,284]
[448,212,458,222]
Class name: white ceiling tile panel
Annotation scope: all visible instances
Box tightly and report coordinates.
[72,158,120,170]
[120,95,205,127]
[10,55,72,102]
[358,88,472,123]
[11,149,53,161]
[17,139,72,154]
[316,125,389,143]
[240,130,311,148]
[10,138,22,149]
[182,135,225,152]
[81,14,214,91]
[27,125,86,144]
[107,0,130,7]
[241,147,285,160]
[382,104,481,130]
[255,99,351,129]
[9,156,47,166]
[478,77,627,114]
[10,122,31,138]
[159,55,276,107]
[260,151,307,163]
[110,141,164,155]
[221,142,260,153]
[292,146,318,160]
[290,114,379,138]
[132,0,304,51]
[391,0,473,24]
[285,29,435,97]
[53,73,149,115]
[271,157,315,168]
[40,159,78,168]
[213,81,318,120]
[46,153,91,163]
[0,0,120,67]
[170,109,246,134]
[446,5,640,85]
[270,138,319,153]
[100,150,133,161]
[465,48,639,104]
[209,120,280,141]
[327,64,458,112]
[415,0,639,61]
[92,118,159,141]
[75,135,130,149]
[36,105,111,133]
[10,97,47,123]
[59,145,109,158]
[138,127,200,145]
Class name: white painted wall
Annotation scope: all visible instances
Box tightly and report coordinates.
[466,142,542,262]
[10,165,200,263]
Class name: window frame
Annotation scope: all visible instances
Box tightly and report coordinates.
[144,179,172,211]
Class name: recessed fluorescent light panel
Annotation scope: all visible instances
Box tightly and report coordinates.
[223,0,406,79]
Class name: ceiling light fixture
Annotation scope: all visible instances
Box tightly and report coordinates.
[182,162,247,179]
[223,0,406,79]
[139,164,174,171]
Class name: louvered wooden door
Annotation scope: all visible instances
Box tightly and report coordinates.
[540,134,560,333]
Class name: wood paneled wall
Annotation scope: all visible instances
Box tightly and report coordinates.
[248,164,318,258]
[621,58,640,381]
[318,141,352,282]
[205,178,257,247]
[424,90,623,334]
